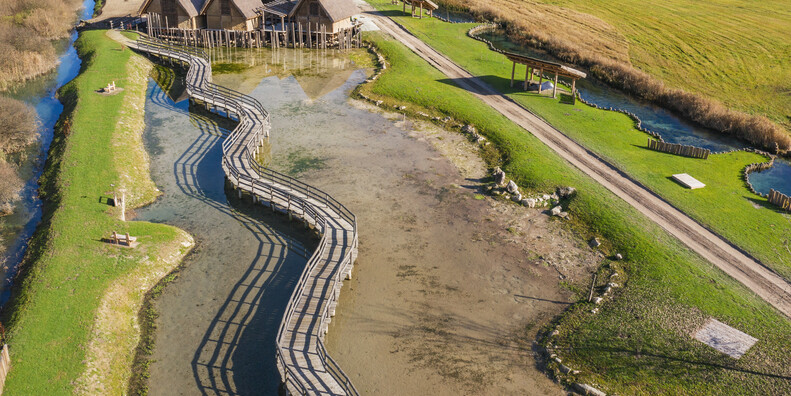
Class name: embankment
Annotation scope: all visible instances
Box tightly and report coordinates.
[357,30,791,394]
[0,30,192,394]
[437,0,791,153]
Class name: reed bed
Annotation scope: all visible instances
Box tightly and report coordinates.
[0,96,38,215]
[442,0,791,153]
[0,0,84,90]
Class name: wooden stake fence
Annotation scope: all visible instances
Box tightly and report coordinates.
[768,189,791,211]
[647,139,710,159]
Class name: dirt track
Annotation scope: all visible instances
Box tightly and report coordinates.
[368,11,791,318]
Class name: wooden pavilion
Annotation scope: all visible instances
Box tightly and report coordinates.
[504,51,586,99]
[401,0,438,18]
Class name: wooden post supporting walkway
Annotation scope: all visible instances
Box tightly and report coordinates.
[127,36,360,396]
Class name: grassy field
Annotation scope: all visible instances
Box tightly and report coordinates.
[360,30,791,394]
[533,0,791,131]
[0,30,191,394]
[440,0,791,147]
[367,0,791,279]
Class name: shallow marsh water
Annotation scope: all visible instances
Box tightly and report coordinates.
[137,79,320,394]
[475,29,791,196]
[138,43,599,394]
[209,48,600,394]
[0,0,95,305]
[138,48,372,394]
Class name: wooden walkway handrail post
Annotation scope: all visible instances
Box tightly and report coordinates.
[128,37,359,395]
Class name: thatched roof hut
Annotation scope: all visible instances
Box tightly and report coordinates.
[139,0,205,28]
[201,0,264,30]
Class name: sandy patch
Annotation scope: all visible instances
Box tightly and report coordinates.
[693,318,758,359]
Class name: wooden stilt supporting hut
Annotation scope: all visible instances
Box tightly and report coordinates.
[503,51,586,99]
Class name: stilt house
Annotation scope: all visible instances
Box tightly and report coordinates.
[288,0,358,33]
[139,0,205,29]
[201,0,263,31]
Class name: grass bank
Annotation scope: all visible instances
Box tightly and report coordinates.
[0,30,192,394]
[438,0,791,152]
[366,0,791,279]
[360,30,791,394]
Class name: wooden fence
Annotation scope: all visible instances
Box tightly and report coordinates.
[0,344,10,394]
[647,139,710,159]
[768,189,791,211]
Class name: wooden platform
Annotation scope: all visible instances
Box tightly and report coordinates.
[130,37,359,396]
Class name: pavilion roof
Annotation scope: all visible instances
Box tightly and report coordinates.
[504,51,586,79]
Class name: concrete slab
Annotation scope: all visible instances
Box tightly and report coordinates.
[672,173,706,189]
[693,318,757,358]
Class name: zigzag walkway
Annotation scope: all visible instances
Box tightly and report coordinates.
[126,34,359,395]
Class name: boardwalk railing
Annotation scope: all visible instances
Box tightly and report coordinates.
[131,37,359,396]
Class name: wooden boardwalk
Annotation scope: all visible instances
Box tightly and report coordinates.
[129,36,359,396]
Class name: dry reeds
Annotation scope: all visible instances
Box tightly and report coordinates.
[0,160,24,215]
[447,0,791,153]
[0,0,83,90]
[0,96,38,215]
[0,96,39,155]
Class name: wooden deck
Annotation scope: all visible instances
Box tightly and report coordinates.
[130,36,359,396]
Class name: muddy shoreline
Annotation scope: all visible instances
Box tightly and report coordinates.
[135,44,601,394]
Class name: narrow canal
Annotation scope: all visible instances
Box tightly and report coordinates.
[473,27,791,196]
[138,43,588,394]
[136,48,368,394]
[0,0,95,305]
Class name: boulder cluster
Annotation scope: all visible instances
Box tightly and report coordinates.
[461,124,487,144]
[488,167,575,218]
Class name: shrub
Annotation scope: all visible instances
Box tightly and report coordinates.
[0,96,38,156]
[0,159,23,216]
[0,0,83,89]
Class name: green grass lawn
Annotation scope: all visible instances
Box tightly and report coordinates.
[366,0,791,280]
[360,29,791,394]
[0,30,188,394]
[532,0,791,131]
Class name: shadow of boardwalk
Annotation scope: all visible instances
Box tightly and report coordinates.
[192,198,310,395]
[140,79,315,395]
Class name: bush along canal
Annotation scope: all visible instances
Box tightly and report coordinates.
[472,27,791,196]
[0,0,96,306]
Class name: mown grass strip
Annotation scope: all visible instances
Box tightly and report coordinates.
[361,30,791,394]
[366,0,791,278]
[1,30,190,394]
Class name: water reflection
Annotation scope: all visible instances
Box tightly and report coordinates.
[750,159,791,196]
[208,46,364,100]
[139,50,362,393]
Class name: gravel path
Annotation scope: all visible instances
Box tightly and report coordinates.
[367,10,791,318]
